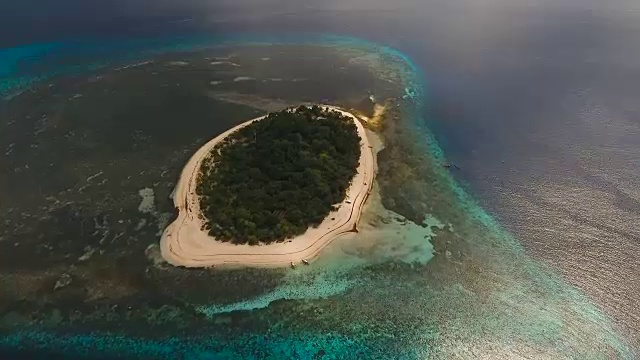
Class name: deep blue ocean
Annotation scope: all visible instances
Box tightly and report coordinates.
[2,0,640,357]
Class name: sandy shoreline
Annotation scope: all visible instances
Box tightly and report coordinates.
[159,105,376,268]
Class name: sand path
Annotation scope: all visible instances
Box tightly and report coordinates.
[159,106,376,268]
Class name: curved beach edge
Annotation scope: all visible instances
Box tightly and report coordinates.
[159,105,377,268]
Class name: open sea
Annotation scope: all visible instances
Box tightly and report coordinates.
[1,0,639,358]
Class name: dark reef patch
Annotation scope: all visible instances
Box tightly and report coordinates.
[0,44,397,336]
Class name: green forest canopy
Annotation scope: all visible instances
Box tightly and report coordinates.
[196,105,362,245]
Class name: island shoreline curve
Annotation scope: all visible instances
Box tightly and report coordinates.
[159,105,376,268]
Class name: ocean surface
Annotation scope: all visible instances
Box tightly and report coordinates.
[1,0,639,358]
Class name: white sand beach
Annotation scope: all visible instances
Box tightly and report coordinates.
[159,106,376,268]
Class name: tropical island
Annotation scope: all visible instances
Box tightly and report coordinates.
[197,105,361,245]
[160,105,376,268]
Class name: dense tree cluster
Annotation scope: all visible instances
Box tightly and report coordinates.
[196,105,361,245]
